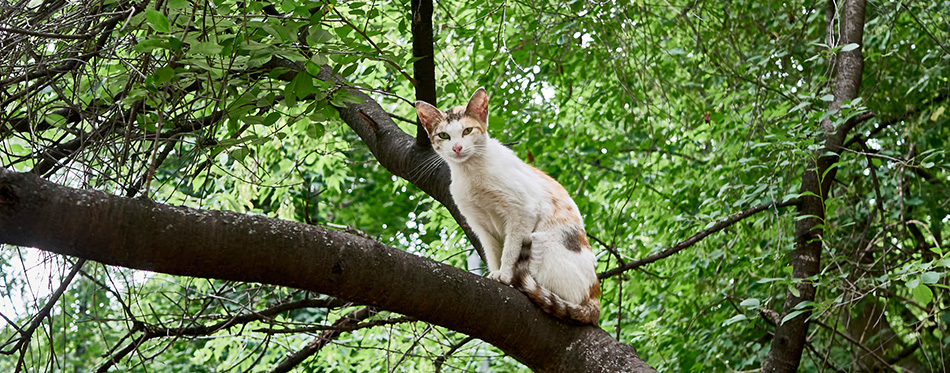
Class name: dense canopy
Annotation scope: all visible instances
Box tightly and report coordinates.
[1,0,948,371]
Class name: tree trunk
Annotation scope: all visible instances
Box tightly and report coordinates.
[411,0,437,148]
[0,169,655,372]
[762,0,866,371]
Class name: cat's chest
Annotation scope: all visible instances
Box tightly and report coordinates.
[448,164,543,219]
[450,168,519,201]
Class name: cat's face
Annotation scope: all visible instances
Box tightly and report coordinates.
[415,88,489,164]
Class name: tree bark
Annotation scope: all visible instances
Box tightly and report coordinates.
[762,0,866,371]
[316,65,488,262]
[0,169,654,372]
[411,0,437,148]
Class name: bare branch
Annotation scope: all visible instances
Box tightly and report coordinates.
[0,259,85,356]
[599,199,799,279]
[269,307,376,373]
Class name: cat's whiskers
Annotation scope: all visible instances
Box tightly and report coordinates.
[406,152,446,181]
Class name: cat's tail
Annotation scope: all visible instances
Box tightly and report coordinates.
[509,237,601,325]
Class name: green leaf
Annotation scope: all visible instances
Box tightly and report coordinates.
[293,71,313,100]
[931,106,945,121]
[907,278,920,289]
[311,54,329,66]
[739,298,760,309]
[230,146,250,163]
[781,310,806,325]
[153,66,175,83]
[921,272,941,284]
[340,64,358,78]
[792,301,815,310]
[912,285,933,306]
[283,91,297,107]
[839,43,860,52]
[191,41,223,55]
[306,122,325,139]
[45,113,67,127]
[309,29,334,44]
[264,112,282,126]
[145,10,171,33]
[723,314,747,326]
[167,0,189,9]
[134,37,172,52]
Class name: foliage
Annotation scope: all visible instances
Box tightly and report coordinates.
[1,0,948,371]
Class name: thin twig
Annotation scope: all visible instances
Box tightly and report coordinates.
[0,26,93,40]
[812,319,899,372]
[327,5,417,86]
[254,316,413,334]
[1,258,86,355]
[434,336,475,373]
[599,199,799,279]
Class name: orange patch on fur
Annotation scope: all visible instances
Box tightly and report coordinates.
[549,198,582,227]
[575,229,593,252]
[588,280,602,299]
[458,116,486,133]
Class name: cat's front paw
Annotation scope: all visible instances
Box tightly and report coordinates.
[488,270,513,285]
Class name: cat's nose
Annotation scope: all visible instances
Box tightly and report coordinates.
[452,144,462,155]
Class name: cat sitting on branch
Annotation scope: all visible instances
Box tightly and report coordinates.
[415,88,601,325]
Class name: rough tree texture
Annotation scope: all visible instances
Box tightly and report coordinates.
[762,0,867,371]
[411,0,437,148]
[315,65,488,262]
[0,165,653,373]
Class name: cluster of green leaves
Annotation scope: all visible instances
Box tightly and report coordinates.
[2,0,949,371]
[425,0,949,370]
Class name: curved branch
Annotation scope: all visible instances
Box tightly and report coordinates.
[315,65,487,263]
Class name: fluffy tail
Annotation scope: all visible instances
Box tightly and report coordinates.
[509,237,601,325]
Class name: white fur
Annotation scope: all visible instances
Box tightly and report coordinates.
[528,232,598,305]
[430,112,598,306]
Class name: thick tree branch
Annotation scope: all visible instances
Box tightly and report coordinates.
[0,170,654,372]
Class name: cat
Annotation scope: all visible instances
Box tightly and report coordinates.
[414,88,601,325]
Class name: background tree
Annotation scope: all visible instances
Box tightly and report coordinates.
[1,0,948,372]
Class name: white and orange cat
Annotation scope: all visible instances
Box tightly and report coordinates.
[415,88,601,324]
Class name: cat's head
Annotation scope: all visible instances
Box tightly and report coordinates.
[415,88,489,164]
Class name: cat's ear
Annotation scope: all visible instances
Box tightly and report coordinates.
[415,101,443,134]
[465,88,488,124]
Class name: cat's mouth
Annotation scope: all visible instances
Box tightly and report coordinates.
[448,152,470,162]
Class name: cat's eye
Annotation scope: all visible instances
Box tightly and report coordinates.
[438,132,450,140]
[462,127,474,136]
